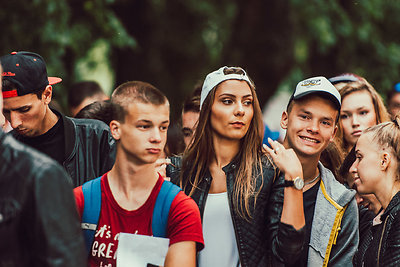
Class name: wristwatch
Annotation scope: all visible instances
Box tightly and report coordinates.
[283,176,304,190]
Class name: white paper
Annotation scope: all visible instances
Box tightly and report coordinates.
[116,233,169,267]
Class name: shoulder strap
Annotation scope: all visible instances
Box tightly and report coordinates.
[152,180,182,238]
[81,176,102,254]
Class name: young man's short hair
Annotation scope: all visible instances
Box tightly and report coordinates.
[74,100,113,126]
[2,79,44,99]
[182,83,201,114]
[111,81,168,122]
[68,81,107,109]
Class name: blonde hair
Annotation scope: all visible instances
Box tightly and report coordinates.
[336,79,390,152]
[180,67,264,219]
[364,117,400,178]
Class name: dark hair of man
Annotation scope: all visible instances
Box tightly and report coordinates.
[180,67,265,219]
[68,81,106,108]
[111,81,168,122]
[74,100,113,126]
[182,83,201,114]
[2,79,44,99]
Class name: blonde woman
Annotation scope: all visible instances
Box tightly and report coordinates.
[351,118,400,266]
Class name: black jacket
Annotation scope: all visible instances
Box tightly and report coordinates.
[11,109,116,187]
[166,155,305,267]
[354,191,400,267]
[0,130,86,266]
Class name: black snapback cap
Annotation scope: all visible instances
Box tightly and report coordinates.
[1,51,61,98]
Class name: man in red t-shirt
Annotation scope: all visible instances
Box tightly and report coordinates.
[74,81,204,267]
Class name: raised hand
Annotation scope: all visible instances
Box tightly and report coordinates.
[263,138,303,180]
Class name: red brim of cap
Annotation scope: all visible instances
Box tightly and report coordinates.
[48,77,62,85]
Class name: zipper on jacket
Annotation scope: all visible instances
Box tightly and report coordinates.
[199,176,212,221]
[377,214,389,266]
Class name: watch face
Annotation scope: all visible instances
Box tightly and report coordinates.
[294,177,304,190]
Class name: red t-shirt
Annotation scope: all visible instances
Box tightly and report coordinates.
[74,173,204,267]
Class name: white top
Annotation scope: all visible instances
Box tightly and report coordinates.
[198,192,240,267]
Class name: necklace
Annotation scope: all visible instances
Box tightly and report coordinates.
[304,173,320,186]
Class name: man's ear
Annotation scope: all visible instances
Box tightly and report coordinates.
[381,152,391,171]
[280,111,289,130]
[330,126,338,142]
[42,85,53,105]
[109,120,121,140]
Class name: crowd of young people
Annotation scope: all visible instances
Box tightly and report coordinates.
[1,51,400,266]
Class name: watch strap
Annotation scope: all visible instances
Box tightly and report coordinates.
[283,180,295,187]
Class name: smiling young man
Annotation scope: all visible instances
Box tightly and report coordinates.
[1,51,115,186]
[281,77,358,267]
[74,81,203,267]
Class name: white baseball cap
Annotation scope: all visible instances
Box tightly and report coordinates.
[200,66,252,109]
[289,76,341,110]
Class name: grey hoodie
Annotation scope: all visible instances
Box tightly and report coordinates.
[307,162,359,266]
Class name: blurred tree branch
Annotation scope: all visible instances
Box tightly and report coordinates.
[2,0,400,117]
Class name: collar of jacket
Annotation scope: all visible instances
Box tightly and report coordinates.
[221,155,241,174]
[318,162,356,206]
[51,108,76,161]
[381,191,400,220]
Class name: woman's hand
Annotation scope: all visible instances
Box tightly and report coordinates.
[263,138,303,180]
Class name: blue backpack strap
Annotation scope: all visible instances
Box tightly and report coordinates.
[81,176,102,254]
[152,180,182,238]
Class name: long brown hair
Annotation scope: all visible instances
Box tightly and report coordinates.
[180,67,265,219]
[336,80,390,152]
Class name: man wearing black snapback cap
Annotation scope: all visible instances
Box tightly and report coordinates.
[1,51,116,187]
[267,76,358,266]
[0,62,86,266]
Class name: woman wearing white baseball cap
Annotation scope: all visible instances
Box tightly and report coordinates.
[167,66,305,266]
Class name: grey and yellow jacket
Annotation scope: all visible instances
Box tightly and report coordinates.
[0,130,86,266]
[307,162,359,267]
[167,155,305,267]
[11,109,116,187]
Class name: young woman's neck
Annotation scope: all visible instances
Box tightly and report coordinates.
[375,173,400,209]
[345,143,354,154]
[212,134,240,168]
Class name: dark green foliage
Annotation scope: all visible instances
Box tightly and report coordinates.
[2,0,400,117]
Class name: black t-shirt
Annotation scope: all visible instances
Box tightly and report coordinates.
[17,117,65,165]
[287,179,321,267]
